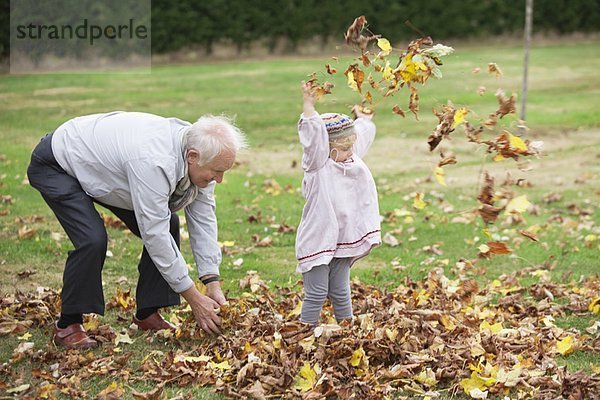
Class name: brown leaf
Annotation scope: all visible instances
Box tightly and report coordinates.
[409,86,419,119]
[494,89,516,118]
[392,105,405,117]
[17,226,37,240]
[488,62,503,78]
[131,384,164,400]
[325,64,336,74]
[518,229,539,242]
[438,153,457,167]
[344,16,380,52]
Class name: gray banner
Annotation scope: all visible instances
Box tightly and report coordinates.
[10,0,151,73]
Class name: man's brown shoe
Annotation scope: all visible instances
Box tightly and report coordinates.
[53,322,98,350]
[133,311,176,331]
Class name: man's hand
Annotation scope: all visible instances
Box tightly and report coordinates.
[180,286,221,335]
[205,281,226,305]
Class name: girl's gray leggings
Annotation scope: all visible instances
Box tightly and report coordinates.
[301,258,353,325]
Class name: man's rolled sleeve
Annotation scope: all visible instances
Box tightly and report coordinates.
[185,182,222,277]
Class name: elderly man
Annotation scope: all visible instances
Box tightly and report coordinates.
[27,111,247,349]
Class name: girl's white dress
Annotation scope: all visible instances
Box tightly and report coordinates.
[295,113,381,273]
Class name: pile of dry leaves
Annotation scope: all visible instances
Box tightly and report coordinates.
[1,268,598,399]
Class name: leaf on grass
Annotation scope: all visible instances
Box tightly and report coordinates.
[413,192,426,210]
[293,362,317,392]
[96,382,124,400]
[504,195,530,215]
[556,335,576,355]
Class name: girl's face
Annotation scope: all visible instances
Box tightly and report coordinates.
[329,134,356,162]
[330,145,353,162]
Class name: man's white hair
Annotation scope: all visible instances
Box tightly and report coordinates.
[186,115,248,166]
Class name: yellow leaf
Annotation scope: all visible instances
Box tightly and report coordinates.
[415,368,438,387]
[349,347,366,367]
[452,107,469,128]
[382,62,394,81]
[385,328,398,341]
[589,297,600,315]
[493,153,506,162]
[293,362,317,392]
[287,300,303,318]
[413,192,426,210]
[347,70,359,92]
[496,367,521,387]
[556,335,576,355]
[377,38,392,55]
[592,364,600,374]
[209,360,232,370]
[509,133,528,152]
[480,320,503,334]
[17,332,32,341]
[440,314,456,331]
[504,195,530,215]
[273,331,282,349]
[434,166,446,186]
[459,371,496,395]
[96,382,124,399]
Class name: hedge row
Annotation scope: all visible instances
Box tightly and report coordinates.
[2,0,599,59]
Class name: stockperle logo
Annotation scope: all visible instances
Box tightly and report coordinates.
[10,0,151,73]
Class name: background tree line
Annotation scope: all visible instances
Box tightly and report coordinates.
[1,0,599,61]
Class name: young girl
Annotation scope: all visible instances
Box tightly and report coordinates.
[296,81,381,325]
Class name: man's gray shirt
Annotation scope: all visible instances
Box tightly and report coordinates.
[52,111,222,293]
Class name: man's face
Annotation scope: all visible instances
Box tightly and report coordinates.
[187,148,235,188]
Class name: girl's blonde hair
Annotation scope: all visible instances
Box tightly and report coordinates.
[329,134,357,151]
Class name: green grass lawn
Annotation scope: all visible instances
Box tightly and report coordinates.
[0,39,599,399]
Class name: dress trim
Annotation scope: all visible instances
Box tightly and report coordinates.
[297,229,381,261]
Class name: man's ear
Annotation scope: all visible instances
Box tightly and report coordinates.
[186,149,199,164]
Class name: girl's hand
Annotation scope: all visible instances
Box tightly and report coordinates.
[352,105,374,120]
[301,81,317,117]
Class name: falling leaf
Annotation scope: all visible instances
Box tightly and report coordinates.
[392,105,405,117]
[488,63,503,78]
[452,107,469,128]
[325,64,337,74]
[438,153,457,167]
[434,166,446,186]
[377,37,392,55]
[344,16,380,52]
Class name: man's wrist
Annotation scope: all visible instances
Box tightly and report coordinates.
[200,275,221,285]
